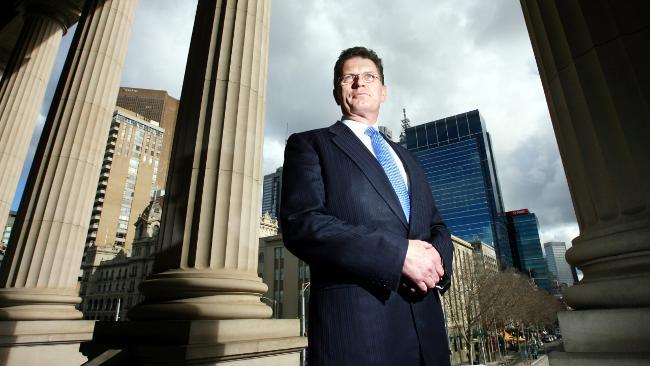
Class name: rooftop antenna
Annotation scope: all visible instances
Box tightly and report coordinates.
[399,107,411,144]
[285,122,289,144]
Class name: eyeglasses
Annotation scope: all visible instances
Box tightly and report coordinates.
[339,72,381,85]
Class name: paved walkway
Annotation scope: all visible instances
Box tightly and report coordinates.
[515,355,548,366]
[487,354,548,366]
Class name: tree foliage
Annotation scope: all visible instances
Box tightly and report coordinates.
[444,266,565,364]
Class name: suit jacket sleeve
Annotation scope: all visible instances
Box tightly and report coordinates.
[429,202,453,294]
[394,142,454,294]
[280,132,409,292]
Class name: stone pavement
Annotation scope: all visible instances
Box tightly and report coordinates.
[515,355,548,366]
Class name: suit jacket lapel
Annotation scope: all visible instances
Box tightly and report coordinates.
[389,140,421,238]
[329,121,409,229]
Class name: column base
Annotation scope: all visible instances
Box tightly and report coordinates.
[82,319,307,365]
[0,288,83,320]
[558,308,650,352]
[564,217,650,309]
[130,269,272,320]
[0,320,95,366]
[549,349,650,366]
[548,308,650,366]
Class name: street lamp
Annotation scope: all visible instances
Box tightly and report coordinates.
[114,297,121,321]
[300,282,310,336]
[300,282,310,366]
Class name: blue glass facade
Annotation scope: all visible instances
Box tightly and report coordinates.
[405,110,512,268]
[262,167,282,219]
[507,210,551,292]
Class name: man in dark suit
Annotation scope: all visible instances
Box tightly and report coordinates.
[280,46,453,366]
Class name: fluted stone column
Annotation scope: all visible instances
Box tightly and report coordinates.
[0,0,138,320]
[89,1,306,364]
[0,0,81,236]
[129,0,272,321]
[521,1,650,364]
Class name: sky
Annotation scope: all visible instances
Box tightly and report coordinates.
[16,0,579,250]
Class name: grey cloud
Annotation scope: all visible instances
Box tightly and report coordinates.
[263,1,578,248]
[498,119,577,231]
[21,0,578,247]
[120,0,196,98]
[466,0,529,47]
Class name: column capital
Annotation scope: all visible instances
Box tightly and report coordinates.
[22,0,83,34]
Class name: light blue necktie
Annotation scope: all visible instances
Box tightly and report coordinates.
[364,127,410,222]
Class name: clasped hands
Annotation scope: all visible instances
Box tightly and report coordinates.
[401,240,445,293]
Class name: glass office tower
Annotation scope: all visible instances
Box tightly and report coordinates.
[262,167,283,219]
[405,110,513,268]
[544,241,575,287]
[506,209,551,291]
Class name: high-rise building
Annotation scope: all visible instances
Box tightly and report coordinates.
[506,209,551,291]
[404,110,512,268]
[442,236,482,365]
[262,167,283,219]
[471,241,499,275]
[80,196,162,321]
[544,241,575,288]
[0,210,16,262]
[80,205,275,322]
[571,266,580,283]
[85,107,165,250]
[379,126,393,141]
[258,234,310,319]
[116,87,179,190]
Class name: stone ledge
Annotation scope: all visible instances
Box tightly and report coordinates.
[91,318,300,344]
[549,349,650,366]
[0,320,95,366]
[558,308,650,353]
[132,336,306,365]
[83,319,308,365]
[0,320,95,345]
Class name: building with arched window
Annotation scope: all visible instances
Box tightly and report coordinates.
[79,196,162,321]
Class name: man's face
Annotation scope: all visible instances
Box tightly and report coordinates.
[334,56,387,124]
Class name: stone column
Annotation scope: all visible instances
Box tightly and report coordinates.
[0,0,137,320]
[129,0,272,322]
[520,1,650,364]
[0,0,81,234]
[100,0,306,364]
[0,0,137,363]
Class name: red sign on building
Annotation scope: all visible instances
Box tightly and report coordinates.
[507,209,530,216]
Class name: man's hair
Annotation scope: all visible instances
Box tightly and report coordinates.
[333,46,384,88]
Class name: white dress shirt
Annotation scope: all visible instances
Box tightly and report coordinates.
[342,118,409,189]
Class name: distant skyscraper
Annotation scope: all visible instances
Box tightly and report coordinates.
[405,110,512,268]
[379,126,393,141]
[544,241,575,287]
[571,266,580,283]
[116,87,179,190]
[506,209,551,291]
[471,241,499,275]
[0,210,16,262]
[262,167,283,219]
[85,108,165,250]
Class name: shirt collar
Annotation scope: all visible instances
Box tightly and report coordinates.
[341,117,379,135]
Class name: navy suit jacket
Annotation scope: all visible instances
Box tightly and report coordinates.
[280,121,453,366]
